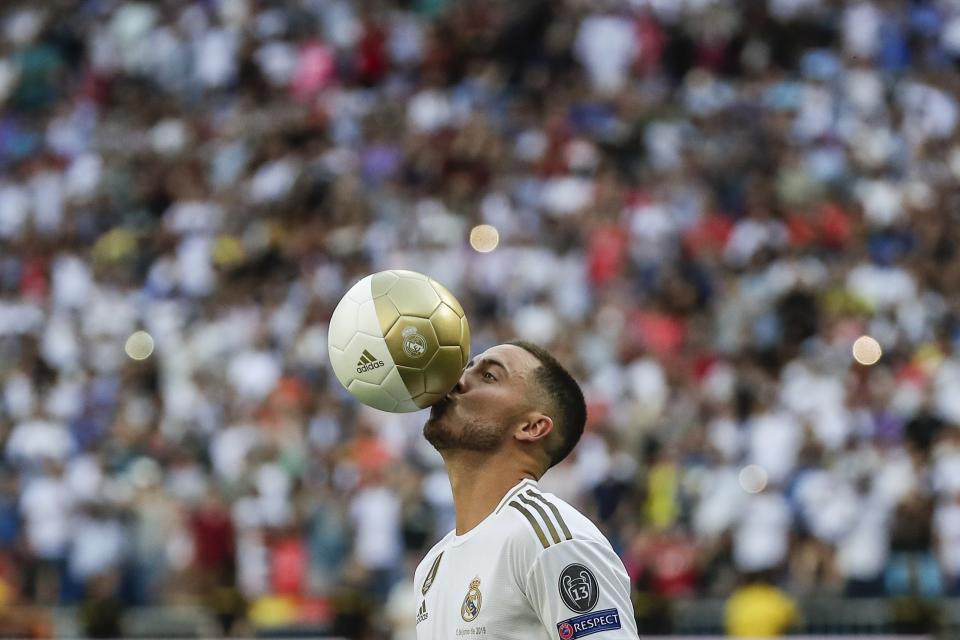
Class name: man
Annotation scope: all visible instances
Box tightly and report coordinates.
[414,341,640,640]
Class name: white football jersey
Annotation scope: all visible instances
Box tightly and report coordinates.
[413,478,639,640]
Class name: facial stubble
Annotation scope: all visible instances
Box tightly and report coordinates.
[423,402,506,453]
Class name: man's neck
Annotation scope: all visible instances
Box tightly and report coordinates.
[444,454,538,536]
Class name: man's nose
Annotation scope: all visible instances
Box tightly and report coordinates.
[452,369,468,394]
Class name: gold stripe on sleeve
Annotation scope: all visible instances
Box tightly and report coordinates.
[421,551,444,595]
[527,491,572,541]
[517,493,560,544]
[508,501,549,548]
[495,479,535,514]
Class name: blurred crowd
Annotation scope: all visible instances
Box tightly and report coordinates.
[1,0,960,637]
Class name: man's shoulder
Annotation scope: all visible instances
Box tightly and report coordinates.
[495,484,609,553]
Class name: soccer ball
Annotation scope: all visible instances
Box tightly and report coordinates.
[327,270,471,412]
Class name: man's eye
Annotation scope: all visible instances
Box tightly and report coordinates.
[483,371,496,381]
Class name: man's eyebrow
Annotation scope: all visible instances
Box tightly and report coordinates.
[466,357,509,374]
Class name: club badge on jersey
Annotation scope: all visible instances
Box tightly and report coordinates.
[559,563,599,613]
[460,577,483,622]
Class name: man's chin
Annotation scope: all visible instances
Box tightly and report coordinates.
[422,416,453,451]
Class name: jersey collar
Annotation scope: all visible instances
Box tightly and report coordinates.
[449,478,541,547]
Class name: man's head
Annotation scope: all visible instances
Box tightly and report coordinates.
[423,341,586,474]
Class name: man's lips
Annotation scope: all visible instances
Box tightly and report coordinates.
[430,394,455,417]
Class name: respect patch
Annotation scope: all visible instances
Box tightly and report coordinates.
[556,608,621,639]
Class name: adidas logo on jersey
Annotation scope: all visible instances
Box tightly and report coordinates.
[356,349,385,373]
[416,600,428,625]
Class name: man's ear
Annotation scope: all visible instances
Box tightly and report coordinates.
[515,413,553,443]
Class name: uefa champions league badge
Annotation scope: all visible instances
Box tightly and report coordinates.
[559,564,599,613]
[402,325,427,358]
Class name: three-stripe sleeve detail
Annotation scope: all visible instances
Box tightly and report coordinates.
[509,490,573,548]
[527,490,572,541]
[517,493,561,544]
[509,501,549,548]
[495,479,536,514]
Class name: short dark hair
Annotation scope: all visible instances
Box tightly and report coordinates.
[506,340,587,469]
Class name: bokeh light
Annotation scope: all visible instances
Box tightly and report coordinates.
[469,224,500,253]
[739,465,768,494]
[852,335,882,365]
[125,331,155,361]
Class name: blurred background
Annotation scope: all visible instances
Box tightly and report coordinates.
[0,0,959,638]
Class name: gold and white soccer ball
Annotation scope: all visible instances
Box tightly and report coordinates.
[327,270,471,412]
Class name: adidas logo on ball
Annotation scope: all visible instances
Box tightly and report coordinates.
[356,349,385,373]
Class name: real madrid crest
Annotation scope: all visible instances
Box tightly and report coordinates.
[402,325,427,358]
[460,577,483,622]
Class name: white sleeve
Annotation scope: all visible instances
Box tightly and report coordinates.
[524,539,640,639]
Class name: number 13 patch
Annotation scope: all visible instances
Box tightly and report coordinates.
[558,563,599,613]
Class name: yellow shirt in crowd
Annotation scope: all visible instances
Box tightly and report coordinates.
[724,583,799,637]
